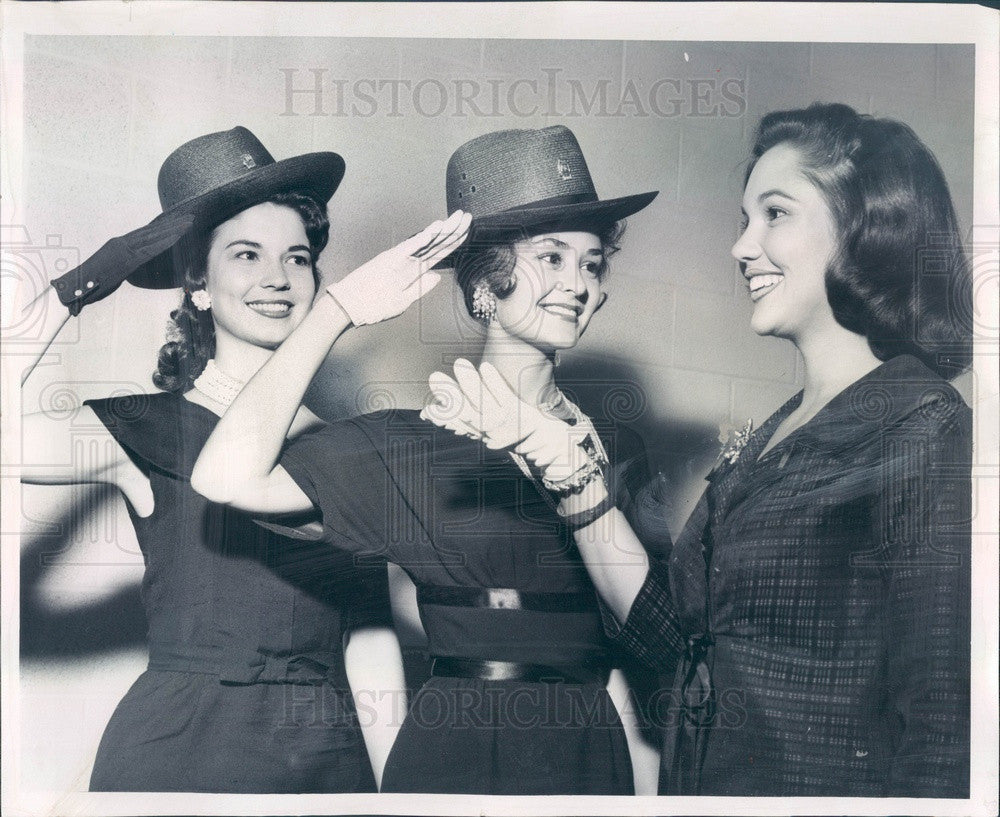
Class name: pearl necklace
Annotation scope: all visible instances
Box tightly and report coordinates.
[192,360,246,407]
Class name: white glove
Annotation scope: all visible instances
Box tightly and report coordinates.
[327,210,471,326]
[421,359,602,490]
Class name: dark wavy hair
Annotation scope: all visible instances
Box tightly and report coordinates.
[152,191,330,393]
[455,219,626,320]
[747,103,972,377]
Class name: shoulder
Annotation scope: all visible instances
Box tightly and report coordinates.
[84,391,178,429]
[806,356,971,461]
[83,391,216,476]
[882,365,971,453]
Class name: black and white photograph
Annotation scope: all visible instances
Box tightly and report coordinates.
[2,3,997,816]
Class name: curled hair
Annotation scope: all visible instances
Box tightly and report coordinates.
[153,191,329,393]
[747,102,972,377]
[455,219,626,319]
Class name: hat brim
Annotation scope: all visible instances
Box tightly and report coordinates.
[127,151,345,289]
[434,190,658,269]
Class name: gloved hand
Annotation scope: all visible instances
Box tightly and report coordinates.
[421,359,605,492]
[326,210,471,326]
[51,209,197,315]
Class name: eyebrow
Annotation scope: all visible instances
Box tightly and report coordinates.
[757,188,798,203]
[224,240,311,254]
[530,237,604,256]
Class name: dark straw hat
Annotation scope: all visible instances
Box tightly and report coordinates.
[439,125,657,264]
[125,127,344,288]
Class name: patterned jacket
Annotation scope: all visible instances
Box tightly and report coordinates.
[612,355,971,797]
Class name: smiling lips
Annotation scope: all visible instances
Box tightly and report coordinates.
[246,300,293,318]
[540,302,583,322]
[746,272,783,302]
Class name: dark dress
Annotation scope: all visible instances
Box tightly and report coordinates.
[83,392,389,793]
[611,356,972,797]
[280,408,670,794]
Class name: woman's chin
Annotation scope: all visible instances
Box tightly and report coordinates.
[748,310,777,338]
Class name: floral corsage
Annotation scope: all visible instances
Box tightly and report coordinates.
[716,418,754,467]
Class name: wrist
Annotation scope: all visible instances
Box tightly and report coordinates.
[317,288,354,335]
[540,429,609,496]
[559,479,610,517]
[561,489,616,532]
[323,284,355,328]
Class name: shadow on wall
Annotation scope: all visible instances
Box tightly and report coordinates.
[20,486,146,660]
[558,354,719,533]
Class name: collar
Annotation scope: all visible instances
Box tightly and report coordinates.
[789,355,966,456]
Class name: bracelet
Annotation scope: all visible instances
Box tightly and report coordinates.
[562,494,617,531]
[541,457,603,495]
[540,432,610,496]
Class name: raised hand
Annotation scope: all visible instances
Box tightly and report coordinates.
[421,359,604,493]
[326,210,471,326]
[50,209,198,315]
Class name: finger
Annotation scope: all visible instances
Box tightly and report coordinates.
[519,445,558,469]
[408,210,467,259]
[478,361,518,406]
[482,429,530,450]
[401,271,442,301]
[452,358,484,413]
[419,211,473,265]
[449,417,484,439]
[424,373,469,425]
[397,219,448,257]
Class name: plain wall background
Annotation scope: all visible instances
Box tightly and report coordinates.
[16,37,973,791]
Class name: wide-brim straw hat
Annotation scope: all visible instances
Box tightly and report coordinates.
[106,127,344,289]
[438,125,657,266]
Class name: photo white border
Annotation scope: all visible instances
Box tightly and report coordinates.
[2,3,997,816]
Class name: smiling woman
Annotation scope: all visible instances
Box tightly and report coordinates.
[733,143,842,348]
[191,125,667,795]
[424,103,974,798]
[152,195,327,398]
[18,127,428,793]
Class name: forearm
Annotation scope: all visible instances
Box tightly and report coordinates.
[191,293,351,502]
[343,626,408,789]
[565,483,651,623]
[567,482,686,669]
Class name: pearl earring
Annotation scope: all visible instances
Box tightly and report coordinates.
[190,290,212,311]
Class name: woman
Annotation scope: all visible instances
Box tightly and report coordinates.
[192,125,666,794]
[426,104,973,797]
[20,126,461,791]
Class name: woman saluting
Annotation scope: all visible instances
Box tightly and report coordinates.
[192,126,666,794]
[20,127,465,791]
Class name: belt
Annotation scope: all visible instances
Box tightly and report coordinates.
[431,656,607,686]
[147,641,344,685]
[417,584,595,613]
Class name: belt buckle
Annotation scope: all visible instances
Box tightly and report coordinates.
[486,588,520,609]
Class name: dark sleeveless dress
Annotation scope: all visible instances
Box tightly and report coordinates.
[280,408,671,794]
[83,392,390,793]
